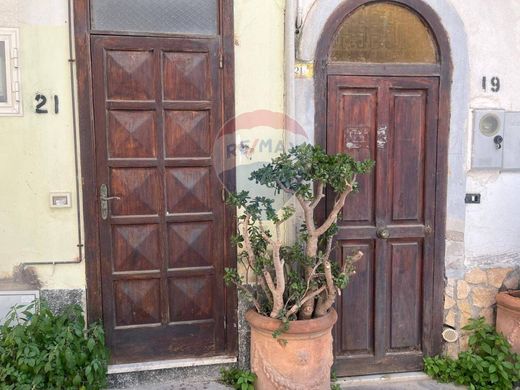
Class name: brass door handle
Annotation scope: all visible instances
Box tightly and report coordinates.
[376,227,390,239]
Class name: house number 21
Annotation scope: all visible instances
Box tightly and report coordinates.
[35,94,60,114]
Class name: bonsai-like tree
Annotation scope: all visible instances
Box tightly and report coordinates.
[225,144,374,321]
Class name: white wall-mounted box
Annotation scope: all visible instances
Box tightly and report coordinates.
[0,290,39,325]
[503,112,520,170]
[471,109,504,170]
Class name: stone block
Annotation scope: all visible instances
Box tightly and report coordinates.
[487,268,513,288]
[444,295,456,309]
[460,310,472,328]
[457,280,471,300]
[444,342,459,359]
[472,287,497,308]
[502,269,520,290]
[465,269,487,285]
[445,279,456,298]
[459,334,469,351]
[479,307,495,325]
[445,309,457,327]
[457,299,472,315]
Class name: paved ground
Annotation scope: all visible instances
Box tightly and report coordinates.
[117,374,464,390]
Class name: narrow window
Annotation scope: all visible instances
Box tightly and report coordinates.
[91,0,219,36]
[0,28,22,116]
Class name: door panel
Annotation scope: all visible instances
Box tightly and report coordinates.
[339,242,375,355]
[328,75,439,375]
[92,35,226,363]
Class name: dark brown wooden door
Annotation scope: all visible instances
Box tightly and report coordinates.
[327,75,439,375]
[92,35,227,363]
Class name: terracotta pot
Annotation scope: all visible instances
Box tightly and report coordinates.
[496,290,520,353]
[246,309,337,390]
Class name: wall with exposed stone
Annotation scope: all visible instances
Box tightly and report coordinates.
[297,0,520,357]
[444,268,520,357]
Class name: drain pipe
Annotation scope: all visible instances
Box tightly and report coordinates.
[284,0,297,146]
[22,0,83,268]
[284,0,298,242]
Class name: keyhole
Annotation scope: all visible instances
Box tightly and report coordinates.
[494,135,503,150]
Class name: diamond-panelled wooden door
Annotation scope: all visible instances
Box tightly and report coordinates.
[92,35,226,363]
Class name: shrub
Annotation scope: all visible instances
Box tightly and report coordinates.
[0,301,108,389]
[424,317,520,390]
[225,143,373,322]
[220,367,256,390]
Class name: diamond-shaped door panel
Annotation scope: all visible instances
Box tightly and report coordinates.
[166,167,211,213]
[165,110,210,158]
[112,225,161,272]
[163,52,209,100]
[108,110,157,158]
[114,279,161,326]
[111,168,160,216]
[168,222,212,268]
[106,50,155,100]
[168,275,213,322]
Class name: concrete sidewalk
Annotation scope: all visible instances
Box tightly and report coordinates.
[114,373,464,389]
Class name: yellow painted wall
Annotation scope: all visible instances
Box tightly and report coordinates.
[0,1,84,289]
[0,1,287,289]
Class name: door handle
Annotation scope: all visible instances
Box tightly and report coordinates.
[100,184,120,220]
[376,227,390,239]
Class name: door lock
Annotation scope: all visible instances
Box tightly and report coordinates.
[376,227,390,239]
[100,184,120,220]
[377,126,388,149]
[493,135,503,150]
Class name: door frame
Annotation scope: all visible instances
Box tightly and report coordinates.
[73,0,238,356]
[315,0,452,357]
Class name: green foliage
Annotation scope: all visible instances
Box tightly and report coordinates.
[331,370,340,390]
[250,143,374,199]
[424,317,520,390]
[226,143,374,320]
[220,367,256,390]
[0,301,109,389]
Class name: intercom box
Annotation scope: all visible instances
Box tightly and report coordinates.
[471,109,505,170]
[503,112,520,170]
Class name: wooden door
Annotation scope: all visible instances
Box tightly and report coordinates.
[92,35,228,363]
[327,75,439,375]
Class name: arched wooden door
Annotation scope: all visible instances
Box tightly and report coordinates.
[315,1,452,376]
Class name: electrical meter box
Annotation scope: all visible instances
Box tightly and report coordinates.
[471,109,505,169]
[503,112,520,170]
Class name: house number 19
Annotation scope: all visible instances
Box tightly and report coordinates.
[482,76,500,93]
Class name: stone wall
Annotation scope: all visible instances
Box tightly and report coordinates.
[443,267,520,357]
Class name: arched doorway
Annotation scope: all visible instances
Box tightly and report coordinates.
[315,0,452,376]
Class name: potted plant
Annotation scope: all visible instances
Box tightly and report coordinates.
[225,144,373,390]
[496,284,520,354]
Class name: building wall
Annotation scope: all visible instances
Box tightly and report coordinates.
[0,0,518,358]
[297,0,520,355]
[0,0,286,291]
[0,0,83,289]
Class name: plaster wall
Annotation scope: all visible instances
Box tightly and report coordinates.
[0,0,518,310]
[297,0,520,279]
[0,0,286,290]
[0,0,84,289]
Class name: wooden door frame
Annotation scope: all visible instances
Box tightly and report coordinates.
[315,0,452,357]
[73,0,238,356]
